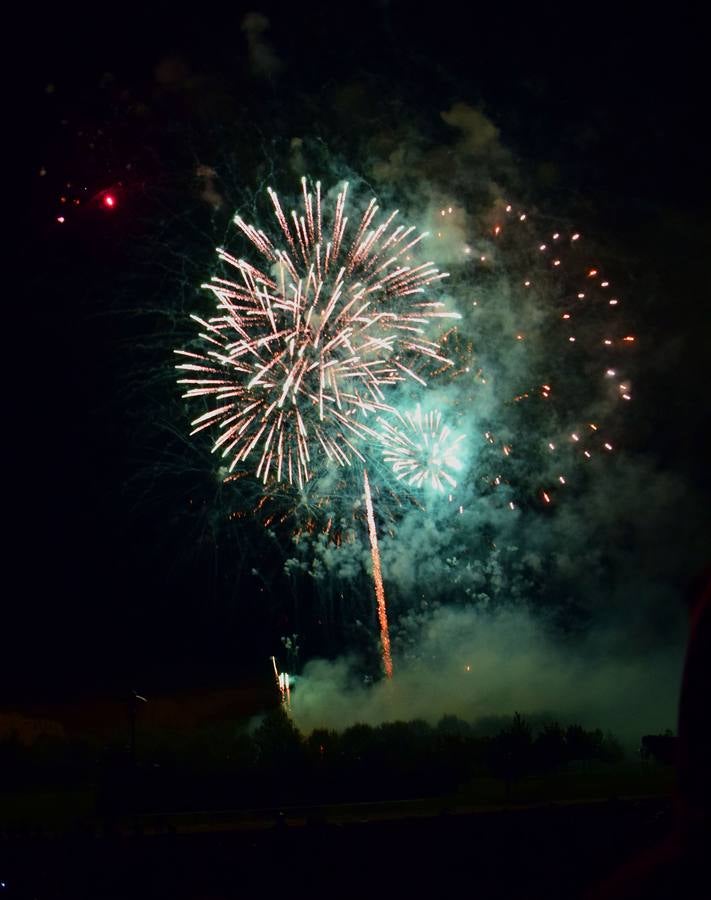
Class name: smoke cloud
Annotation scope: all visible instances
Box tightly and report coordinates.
[291,605,684,743]
[271,104,705,743]
[241,12,284,80]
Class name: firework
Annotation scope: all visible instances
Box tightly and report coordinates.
[175,178,457,489]
[379,405,464,492]
[363,469,392,678]
[270,655,292,707]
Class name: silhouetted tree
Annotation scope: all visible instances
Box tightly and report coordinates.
[340,722,376,765]
[487,713,534,796]
[534,722,567,772]
[599,731,625,763]
[252,707,304,770]
[436,715,472,738]
[565,724,599,768]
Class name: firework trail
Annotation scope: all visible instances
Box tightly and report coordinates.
[176,178,457,489]
[363,468,392,678]
[379,404,464,491]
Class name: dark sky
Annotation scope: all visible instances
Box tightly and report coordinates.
[11,1,709,702]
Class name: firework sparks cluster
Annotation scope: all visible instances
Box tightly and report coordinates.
[469,201,635,511]
[176,179,459,489]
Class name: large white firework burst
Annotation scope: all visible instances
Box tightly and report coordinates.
[176,179,459,487]
[379,405,465,491]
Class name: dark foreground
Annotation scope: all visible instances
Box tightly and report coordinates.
[0,796,674,899]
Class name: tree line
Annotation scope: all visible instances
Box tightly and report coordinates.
[1,710,631,815]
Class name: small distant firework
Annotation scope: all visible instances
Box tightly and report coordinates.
[176,179,458,489]
[379,405,464,492]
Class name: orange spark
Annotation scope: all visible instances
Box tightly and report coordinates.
[363,469,392,679]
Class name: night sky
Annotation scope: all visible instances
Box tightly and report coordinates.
[11,1,709,709]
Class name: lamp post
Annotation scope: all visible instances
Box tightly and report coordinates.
[128,690,147,764]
